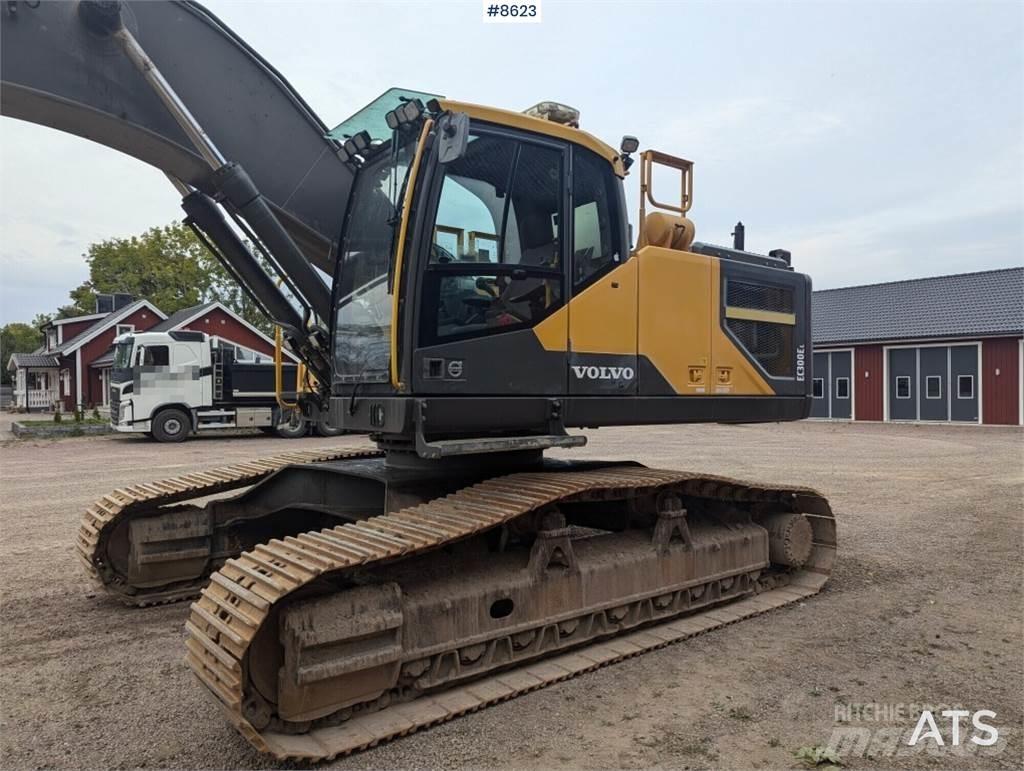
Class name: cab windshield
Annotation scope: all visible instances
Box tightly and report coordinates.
[111,338,134,383]
[333,136,416,383]
[113,339,134,368]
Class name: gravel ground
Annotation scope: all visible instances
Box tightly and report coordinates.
[0,422,1021,770]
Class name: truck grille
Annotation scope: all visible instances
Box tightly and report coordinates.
[110,390,120,424]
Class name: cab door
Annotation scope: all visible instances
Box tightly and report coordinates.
[173,341,208,405]
[412,127,569,395]
[566,146,637,396]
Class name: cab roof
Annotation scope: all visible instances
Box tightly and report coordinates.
[437,99,625,176]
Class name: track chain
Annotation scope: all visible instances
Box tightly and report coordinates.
[77,445,383,606]
[185,466,836,761]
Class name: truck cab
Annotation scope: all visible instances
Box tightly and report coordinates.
[110,330,211,436]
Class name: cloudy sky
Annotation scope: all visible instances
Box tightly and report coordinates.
[1,0,1021,324]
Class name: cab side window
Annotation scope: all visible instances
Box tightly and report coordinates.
[509,143,562,268]
[572,147,621,290]
[142,345,169,366]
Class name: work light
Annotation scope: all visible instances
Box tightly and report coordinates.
[342,130,371,158]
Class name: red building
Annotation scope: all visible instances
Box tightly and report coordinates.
[7,299,282,412]
[811,268,1023,425]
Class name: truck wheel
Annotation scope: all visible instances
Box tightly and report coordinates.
[273,408,307,439]
[314,413,345,437]
[152,408,191,443]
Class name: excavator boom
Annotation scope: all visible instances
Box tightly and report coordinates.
[1,0,350,276]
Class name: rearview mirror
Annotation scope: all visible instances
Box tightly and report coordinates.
[437,112,469,164]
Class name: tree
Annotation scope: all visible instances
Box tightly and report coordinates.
[4,220,286,384]
[64,223,210,317]
[0,323,43,385]
[64,221,274,334]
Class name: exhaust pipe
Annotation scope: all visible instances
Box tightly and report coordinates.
[731,221,745,251]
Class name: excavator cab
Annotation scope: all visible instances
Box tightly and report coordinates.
[327,100,628,447]
[328,100,811,454]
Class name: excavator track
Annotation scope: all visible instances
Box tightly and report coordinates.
[186,465,835,761]
[77,445,382,606]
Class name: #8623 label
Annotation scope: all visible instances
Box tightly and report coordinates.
[482,1,542,23]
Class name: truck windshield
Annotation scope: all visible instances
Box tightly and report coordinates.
[111,338,134,384]
[113,340,134,368]
[334,135,416,383]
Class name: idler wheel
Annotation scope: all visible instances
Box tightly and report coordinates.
[763,513,814,567]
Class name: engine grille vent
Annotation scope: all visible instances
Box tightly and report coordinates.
[726,319,794,377]
[726,281,794,314]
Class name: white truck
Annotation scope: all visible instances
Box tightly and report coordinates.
[108,330,332,442]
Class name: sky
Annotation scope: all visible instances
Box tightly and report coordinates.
[1,0,1022,325]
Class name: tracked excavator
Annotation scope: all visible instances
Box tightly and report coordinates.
[1,0,835,760]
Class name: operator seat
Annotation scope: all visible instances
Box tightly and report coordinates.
[643,212,696,251]
[519,209,559,268]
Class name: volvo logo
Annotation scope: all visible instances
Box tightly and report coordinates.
[571,365,635,381]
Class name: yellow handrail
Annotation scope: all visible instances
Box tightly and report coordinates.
[389,118,434,390]
[273,325,299,410]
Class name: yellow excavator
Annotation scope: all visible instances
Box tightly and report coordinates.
[1,0,835,761]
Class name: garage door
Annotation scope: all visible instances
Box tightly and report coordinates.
[887,345,979,422]
[810,350,852,419]
[888,348,917,420]
[950,345,979,422]
[810,352,829,418]
[919,346,947,421]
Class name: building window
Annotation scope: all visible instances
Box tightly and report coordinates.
[60,369,70,397]
[925,375,942,399]
[835,377,850,399]
[116,324,135,337]
[896,376,911,399]
[213,338,267,364]
[957,375,974,400]
[46,329,57,350]
[812,378,824,399]
[232,344,266,364]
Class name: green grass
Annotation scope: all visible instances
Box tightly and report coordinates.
[19,417,108,426]
[795,745,843,768]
